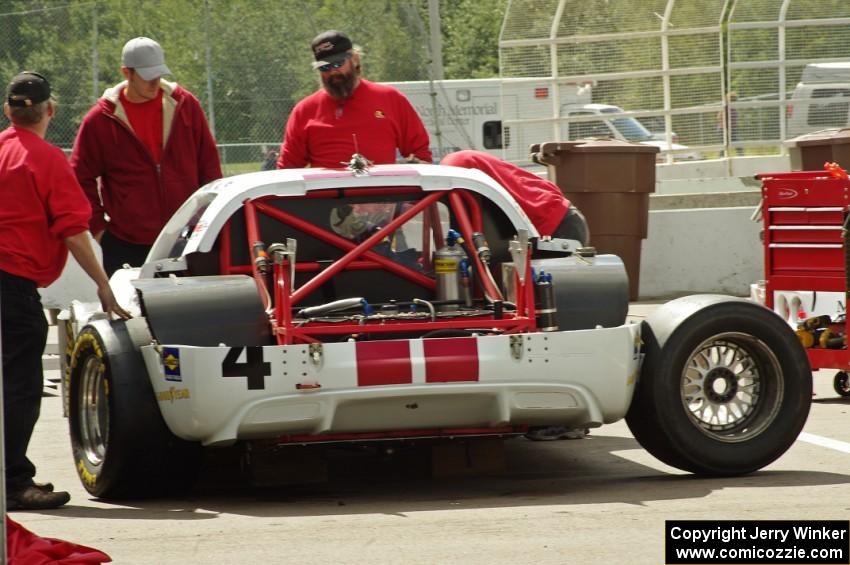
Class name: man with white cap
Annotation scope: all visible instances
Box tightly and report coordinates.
[71,37,221,275]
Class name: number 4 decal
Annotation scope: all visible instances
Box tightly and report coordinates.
[222,347,271,390]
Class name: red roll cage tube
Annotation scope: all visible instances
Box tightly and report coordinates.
[219,185,537,345]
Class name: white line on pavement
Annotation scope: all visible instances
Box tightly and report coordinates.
[798,432,850,455]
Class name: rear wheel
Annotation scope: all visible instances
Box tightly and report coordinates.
[834,371,850,397]
[69,320,201,498]
[626,297,811,475]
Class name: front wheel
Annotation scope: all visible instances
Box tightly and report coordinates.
[69,320,201,498]
[626,296,812,476]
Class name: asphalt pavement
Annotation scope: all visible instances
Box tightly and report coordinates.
[9,302,850,565]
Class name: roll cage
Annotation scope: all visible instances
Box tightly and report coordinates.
[141,165,548,345]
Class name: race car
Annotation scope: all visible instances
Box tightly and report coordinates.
[60,160,812,499]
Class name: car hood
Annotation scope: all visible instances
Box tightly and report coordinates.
[639,140,691,151]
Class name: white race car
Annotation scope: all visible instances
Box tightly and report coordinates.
[61,161,811,499]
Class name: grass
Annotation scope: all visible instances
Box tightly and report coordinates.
[223,162,267,177]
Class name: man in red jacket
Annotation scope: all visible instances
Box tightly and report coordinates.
[71,37,222,275]
[277,30,432,169]
[1,71,130,510]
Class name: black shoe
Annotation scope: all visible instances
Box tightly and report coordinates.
[7,484,70,510]
[33,481,54,492]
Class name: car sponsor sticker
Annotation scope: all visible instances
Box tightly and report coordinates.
[163,347,182,382]
[156,386,191,403]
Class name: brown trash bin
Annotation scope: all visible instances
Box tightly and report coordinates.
[785,128,850,171]
[530,140,658,300]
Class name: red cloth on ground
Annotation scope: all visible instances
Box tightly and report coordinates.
[6,516,111,564]
[440,150,570,236]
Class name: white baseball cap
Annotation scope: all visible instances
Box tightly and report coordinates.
[121,37,172,80]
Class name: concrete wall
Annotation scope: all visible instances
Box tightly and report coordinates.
[639,206,761,299]
[632,155,788,298]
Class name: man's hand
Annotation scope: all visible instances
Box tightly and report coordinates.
[402,154,428,164]
[96,283,131,320]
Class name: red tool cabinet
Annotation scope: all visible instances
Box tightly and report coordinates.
[759,168,850,371]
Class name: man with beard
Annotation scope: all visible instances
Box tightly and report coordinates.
[277,30,432,169]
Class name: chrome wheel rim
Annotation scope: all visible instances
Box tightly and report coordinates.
[680,332,783,442]
[79,354,109,464]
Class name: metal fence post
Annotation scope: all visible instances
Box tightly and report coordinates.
[203,0,217,140]
[0,288,7,565]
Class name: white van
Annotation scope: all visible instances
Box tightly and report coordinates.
[787,62,850,138]
[384,78,593,162]
[559,104,701,161]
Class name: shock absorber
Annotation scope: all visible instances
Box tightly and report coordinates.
[534,270,558,332]
[252,240,270,274]
[471,231,492,265]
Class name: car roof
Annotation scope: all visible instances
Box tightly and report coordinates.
[154,164,539,258]
[800,62,850,84]
[560,103,624,112]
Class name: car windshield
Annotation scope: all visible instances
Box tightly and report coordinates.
[148,191,217,261]
[601,108,654,142]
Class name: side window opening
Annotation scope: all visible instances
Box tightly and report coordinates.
[483,121,503,149]
[808,88,850,127]
[569,119,611,140]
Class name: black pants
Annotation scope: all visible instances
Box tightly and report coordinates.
[0,270,48,491]
[552,206,590,246]
[101,230,152,276]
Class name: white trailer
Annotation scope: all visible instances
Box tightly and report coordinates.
[384,78,593,163]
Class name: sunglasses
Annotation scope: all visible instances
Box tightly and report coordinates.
[317,55,351,73]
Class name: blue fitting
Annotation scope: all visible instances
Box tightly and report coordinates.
[360,298,373,315]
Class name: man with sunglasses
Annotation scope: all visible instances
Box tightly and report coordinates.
[1,71,130,510]
[277,30,432,169]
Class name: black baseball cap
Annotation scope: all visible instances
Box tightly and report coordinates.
[311,30,353,70]
[6,71,51,107]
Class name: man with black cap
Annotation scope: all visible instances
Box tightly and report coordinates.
[71,37,222,276]
[277,30,432,169]
[1,71,130,509]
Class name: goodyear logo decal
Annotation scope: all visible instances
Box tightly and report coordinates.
[157,386,191,403]
[163,347,182,382]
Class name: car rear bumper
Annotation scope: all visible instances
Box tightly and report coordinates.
[141,324,641,446]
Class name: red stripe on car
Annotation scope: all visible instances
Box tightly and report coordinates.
[356,340,412,386]
[424,337,479,382]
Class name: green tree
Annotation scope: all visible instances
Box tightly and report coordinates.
[441,0,506,79]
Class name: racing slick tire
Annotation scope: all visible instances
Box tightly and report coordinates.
[834,371,850,397]
[625,295,811,476]
[68,319,201,499]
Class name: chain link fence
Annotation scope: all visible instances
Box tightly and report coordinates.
[500,0,850,165]
[3,1,849,172]
[0,0,434,175]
